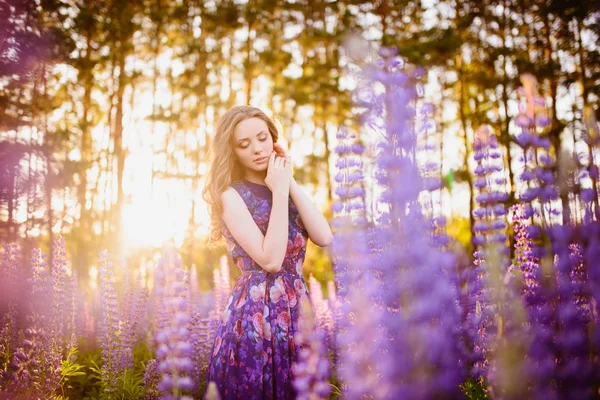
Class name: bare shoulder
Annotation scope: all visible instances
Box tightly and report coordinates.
[221,186,247,215]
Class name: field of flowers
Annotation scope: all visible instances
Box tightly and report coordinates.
[1,47,600,399]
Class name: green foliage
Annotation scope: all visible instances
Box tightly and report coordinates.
[461,377,489,400]
[65,341,154,400]
[58,345,86,397]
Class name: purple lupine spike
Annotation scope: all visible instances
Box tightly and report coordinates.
[568,244,594,323]
[121,277,148,371]
[189,264,201,309]
[333,48,465,399]
[66,273,79,344]
[188,311,211,398]
[511,205,540,299]
[51,237,68,348]
[292,298,331,400]
[308,275,327,328]
[153,250,195,399]
[580,222,600,384]
[98,249,123,394]
[212,267,223,316]
[514,74,562,226]
[9,247,55,398]
[218,255,231,302]
[144,358,161,400]
[1,243,21,389]
[549,226,594,399]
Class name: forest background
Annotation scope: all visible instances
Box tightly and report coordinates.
[1,0,599,290]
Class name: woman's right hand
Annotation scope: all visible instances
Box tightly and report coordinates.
[265,152,291,197]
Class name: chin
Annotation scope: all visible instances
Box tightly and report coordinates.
[246,164,268,172]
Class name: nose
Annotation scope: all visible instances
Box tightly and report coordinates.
[252,143,263,154]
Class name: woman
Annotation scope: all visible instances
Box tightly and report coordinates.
[202,105,333,399]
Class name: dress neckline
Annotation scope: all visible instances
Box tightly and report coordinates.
[243,178,270,189]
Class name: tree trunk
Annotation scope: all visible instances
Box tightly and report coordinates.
[244,2,255,104]
[113,47,126,249]
[575,17,599,218]
[76,16,94,279]
[457,53,475,242]
[500,0,515,198]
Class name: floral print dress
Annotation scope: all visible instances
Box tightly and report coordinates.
[205,179,310,399]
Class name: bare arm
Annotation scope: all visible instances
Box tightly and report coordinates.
[289,178,333,247]
[221,189,289,273]
[221,153,291,273]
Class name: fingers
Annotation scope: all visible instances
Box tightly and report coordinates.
[273,143,287,158]
[285,155,292,169]
[269,152,276,167]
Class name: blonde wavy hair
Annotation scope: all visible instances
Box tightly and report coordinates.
[202,106,280,245]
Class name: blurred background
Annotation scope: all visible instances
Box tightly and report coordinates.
[0,0,598,289]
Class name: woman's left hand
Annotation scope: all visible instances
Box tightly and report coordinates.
[273,143,294,184]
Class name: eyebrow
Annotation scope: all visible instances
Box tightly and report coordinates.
[236,130,267,144]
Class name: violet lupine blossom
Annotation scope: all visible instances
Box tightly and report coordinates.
[212,255,232,316]
[466,125,514,383]
[331,125,383,397]
[98,249,123,394]
[372,49,464,399]
[549,226,595,399]
[144,358,161,400]
[189,264,202,309]
[568,244,594,323]
[507,206,557,400]
[511,205,540,299]
[121,278,148,371]
[333,46,465,399]
[292,298,331,400]
[581,221,600,386]
[21,247,55,396]
[307,275,331,331]
[514,73,559,230]
[47,236,69,391]
[308,275,335,360]
[471,125,509,251]
[188,311,215,398]
[1,243,20,387]
[581,105,600,219]
[154,252,194,400]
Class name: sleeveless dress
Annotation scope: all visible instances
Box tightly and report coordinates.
[205,179,310,399]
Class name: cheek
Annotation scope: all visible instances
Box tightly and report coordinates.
[233,149,248,163]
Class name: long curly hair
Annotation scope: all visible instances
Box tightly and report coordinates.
[202,106,280,245]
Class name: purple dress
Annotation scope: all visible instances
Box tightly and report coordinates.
[205,179,310,399]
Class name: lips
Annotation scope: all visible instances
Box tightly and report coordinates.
[254,156,267,163]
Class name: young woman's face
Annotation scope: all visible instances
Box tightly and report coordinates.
[232,117,274,173]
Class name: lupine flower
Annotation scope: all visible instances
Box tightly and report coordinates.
[154,251,195,399]
[333,47,465,399]
[188,311,216,398]
[514,74,559,227]
[144,358,161,400]
[292,298,331,400]
[568,244,594,323]
[98,249,123,393]
[308,275,331,331]
[121,277,148,371]
[212,255,231,316]
[1,243,20,389]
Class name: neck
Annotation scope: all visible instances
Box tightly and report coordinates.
[244,170,267,185]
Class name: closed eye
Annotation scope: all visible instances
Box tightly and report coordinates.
[240,135,268,149]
